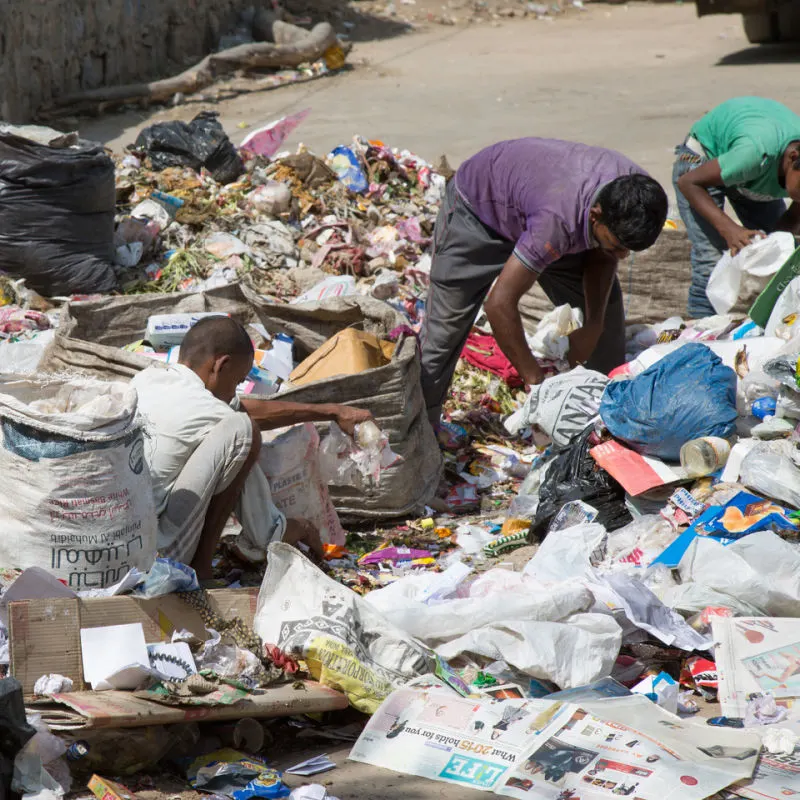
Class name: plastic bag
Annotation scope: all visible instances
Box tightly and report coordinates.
[194,629,267,687]
[706,232,795,314]
[365,568,591,643]
[259,423,345,547]
[318,421,402,489]
[665,532,800,617]
[740,442,800,507]
[766,274,800,338]
[254,543,434,713]
[599,343,737,461]
[134,112,244,185]
[504,367,608,449]
[532,428,632,538]
[523,524,607,584]
[737,369,780,416]
[0,131,117,296]
[526,304,583,361]
[133,558,199,599]
[436,613,622,689]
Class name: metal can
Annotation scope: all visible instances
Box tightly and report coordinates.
[66,741,90,761]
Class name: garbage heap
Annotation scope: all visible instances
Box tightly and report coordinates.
[2,116,800,800]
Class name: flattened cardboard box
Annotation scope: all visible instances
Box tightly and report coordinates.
[9,588,258,694]
[27,683,348,731]
[9,587,347,727]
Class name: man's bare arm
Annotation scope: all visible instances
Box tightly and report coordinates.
[240,397,372,435]
[677,159,761,254]
[484,254,544,386]
[567,249,617,367]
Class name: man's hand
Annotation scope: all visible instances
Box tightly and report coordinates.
[335,405,373,436]
[723,223,761,256]
[521,361,545,387]
[567,323,603,368]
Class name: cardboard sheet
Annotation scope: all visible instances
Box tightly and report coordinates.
[9,588,258,693]
[27,682,348,730]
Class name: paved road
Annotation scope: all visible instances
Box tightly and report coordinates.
[86,2,800,200]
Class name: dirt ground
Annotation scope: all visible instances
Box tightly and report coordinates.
[73,2,800,796]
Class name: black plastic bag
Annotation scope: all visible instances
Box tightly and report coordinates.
[0,132,118,296]
[134,111,244,185]
[531,427,632,539]
[0,677,36,800]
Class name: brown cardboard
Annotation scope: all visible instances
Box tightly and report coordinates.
[289,328,395,386]
[9,588,258,694]
[28,683,348,730]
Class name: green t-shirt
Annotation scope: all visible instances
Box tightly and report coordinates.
[690,96,800,200]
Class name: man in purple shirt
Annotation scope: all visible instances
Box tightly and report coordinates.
[420,138,668,424]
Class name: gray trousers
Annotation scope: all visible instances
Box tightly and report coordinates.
[420,181,625,423]
[158,413,286,565]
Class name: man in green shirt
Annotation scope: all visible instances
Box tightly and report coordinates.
[674,96,800,317]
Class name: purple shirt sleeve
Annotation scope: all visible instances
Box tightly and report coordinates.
[512,213,573,274]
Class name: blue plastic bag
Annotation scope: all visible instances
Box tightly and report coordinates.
[599,343,737,461]
[133,558,199,598]
[328,146,368,193]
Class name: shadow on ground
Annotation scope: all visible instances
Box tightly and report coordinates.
[716,42,800,66]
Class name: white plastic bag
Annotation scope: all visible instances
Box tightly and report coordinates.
[523,523,607,584]
[505,367,608,448]
[527,304,583,360]
[706,232,795,314]
[364,569,592,642]
[254,542,434,714]
[766,274,800,338]
[0,378,157,589]
[258,423,345,546]
[740,441,800,508]
[664,532,800,617]
[318,421,401,489]
[435,613,621,689]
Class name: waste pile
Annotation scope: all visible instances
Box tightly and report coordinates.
[4,114,800,800]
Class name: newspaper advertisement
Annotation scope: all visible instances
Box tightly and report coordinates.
[713,617,800,727]
[498,697,760,800]
[733,749,800,800]
[351,677,760,798]
[349,676,561,793]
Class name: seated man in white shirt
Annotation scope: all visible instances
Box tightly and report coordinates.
[131,316,372,579]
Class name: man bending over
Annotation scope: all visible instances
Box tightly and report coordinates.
[420,138,668,425]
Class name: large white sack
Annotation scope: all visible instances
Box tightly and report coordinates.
[504,367,607,448]
[706,232,795,314]
[364,569,592,643]
[435,614,622,689]
[0,377,157,589]
[258,423,345,546]
[663,532,800,617]
[254,542,434,714]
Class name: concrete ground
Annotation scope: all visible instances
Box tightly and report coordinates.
[80,3,798,796]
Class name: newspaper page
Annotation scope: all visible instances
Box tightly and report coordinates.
[732,748,800,800]
[713,616,800,727]
[349,675,561,792]
[497,697,760,800]
[351,678,759,799]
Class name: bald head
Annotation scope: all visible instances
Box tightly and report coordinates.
[178,316,254,402]
[179,316,254,369]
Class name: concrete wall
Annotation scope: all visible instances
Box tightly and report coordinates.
[0,0,269,123]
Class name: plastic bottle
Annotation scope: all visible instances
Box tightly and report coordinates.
[679,436,731,478]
